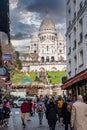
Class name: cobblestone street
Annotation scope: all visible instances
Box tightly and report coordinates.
[0,108,67,130]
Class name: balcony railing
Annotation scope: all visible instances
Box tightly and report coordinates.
[68,47,71,55]
[80,1,83,9]
[66,0,87,36]
[68,71,71,76]
[67,0,70,5]
[73,40,76,50]
[79,63,84,68]
[78,32,83,45]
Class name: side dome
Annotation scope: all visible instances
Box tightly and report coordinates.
[57,32,64,41]
[39,16,57,34]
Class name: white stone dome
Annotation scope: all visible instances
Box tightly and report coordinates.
[39,16,56,34]
[31,28,38,42]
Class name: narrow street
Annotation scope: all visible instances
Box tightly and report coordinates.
[1,108,68,130]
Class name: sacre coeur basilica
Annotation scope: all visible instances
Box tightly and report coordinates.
[21,13,66,72]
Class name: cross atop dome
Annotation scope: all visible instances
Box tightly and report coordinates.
[45,7,49,17]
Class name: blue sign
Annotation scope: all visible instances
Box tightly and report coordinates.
[2,54,12,61]
[0,67,7,76]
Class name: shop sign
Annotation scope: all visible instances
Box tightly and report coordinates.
[2,54,12,61]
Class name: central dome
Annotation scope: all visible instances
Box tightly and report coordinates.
[39,15,56,34]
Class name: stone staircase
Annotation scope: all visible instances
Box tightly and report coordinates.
[38,71,49,84]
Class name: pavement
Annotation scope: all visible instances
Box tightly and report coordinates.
[0,108,71,130]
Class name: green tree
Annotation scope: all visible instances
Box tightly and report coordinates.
[34,76,41,82]
[15,51,20,59]
[15,51,22,70]
[16,59,22,70]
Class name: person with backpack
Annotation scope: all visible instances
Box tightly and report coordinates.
[62,98,72,130]
[37,98,46,125]
[57,97,63,123]
[46,98,58,130]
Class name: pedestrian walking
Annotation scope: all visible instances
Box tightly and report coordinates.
[57,97,64,123]
[37,98,46,125]
[3,101,11,126]
[62,98,72,130]
[20,99,29,128]
[32,100,36,115]
[0,102,4,127]
[71,95,87,130]
[46,98,58,130]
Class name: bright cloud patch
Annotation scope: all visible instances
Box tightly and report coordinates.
[19,11,41,27]
[10,0,18,10]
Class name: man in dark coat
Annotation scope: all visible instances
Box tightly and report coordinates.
[46,98,58,130]
[62,99,71,130]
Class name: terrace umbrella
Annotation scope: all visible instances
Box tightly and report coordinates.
[21,78,32,83]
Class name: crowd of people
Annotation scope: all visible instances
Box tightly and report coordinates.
[0,94,87,130]
[0,100,11,127]
[20,94,87,130]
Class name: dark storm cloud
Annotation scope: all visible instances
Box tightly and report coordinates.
[17,0,66,23]
[11,32,31,40]
[26,0,66,23]
[26,0,65,13]
[11,22,34,40]
[10,0,66,42]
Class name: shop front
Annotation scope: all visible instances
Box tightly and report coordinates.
[61,70,87,102]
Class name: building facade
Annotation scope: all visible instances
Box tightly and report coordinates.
[22,14,66,72]
[62,0,87,100]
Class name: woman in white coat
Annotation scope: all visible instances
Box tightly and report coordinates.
[71,95,87,130]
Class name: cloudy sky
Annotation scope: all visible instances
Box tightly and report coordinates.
[5,0,66,52]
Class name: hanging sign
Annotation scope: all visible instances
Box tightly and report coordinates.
[2,54,12,61]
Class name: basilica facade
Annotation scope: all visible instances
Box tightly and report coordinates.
[22,14,66,72]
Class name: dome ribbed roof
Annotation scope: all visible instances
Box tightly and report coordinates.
[39,16,56,34]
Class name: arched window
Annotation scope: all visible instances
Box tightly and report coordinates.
[34,50,36,53]
[41,57,44,62]
[59,43,62,45]
[51,56,55,62]
[59,49,62,53]
[46,56,49,62]
[42,36,43,40]
[60,56,64,62]
[52,36,54,40]
[47,46,49,51]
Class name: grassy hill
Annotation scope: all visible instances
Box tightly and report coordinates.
[11,72,36,83]
[11,71,66,84]
[46,71,66,84]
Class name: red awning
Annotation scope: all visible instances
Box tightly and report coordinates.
[61,70,87,89]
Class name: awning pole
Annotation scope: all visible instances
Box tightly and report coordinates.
[0,32,3,65]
